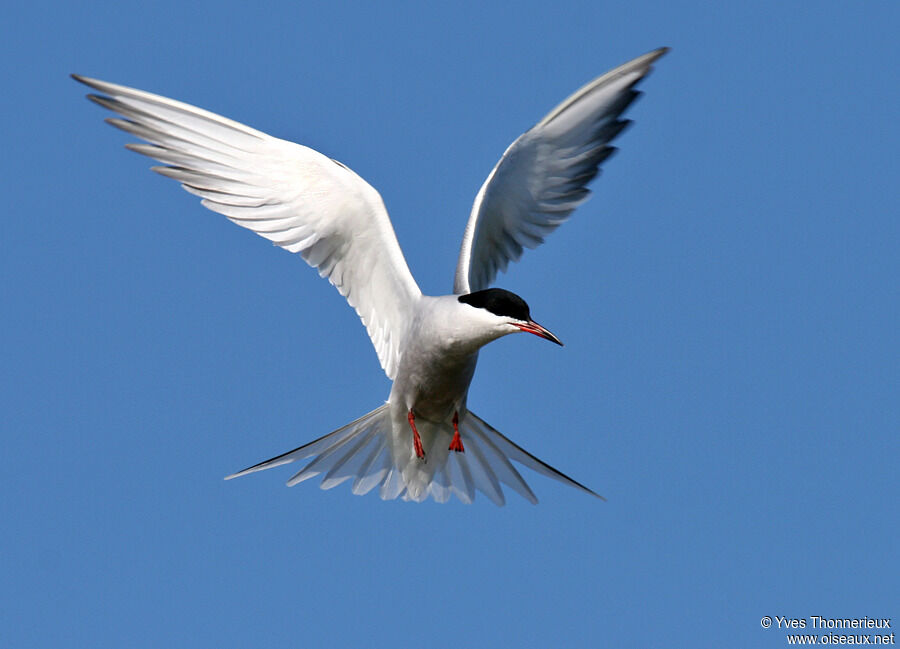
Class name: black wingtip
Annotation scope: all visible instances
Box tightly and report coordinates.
[72,74,102,101]
[85,93,107,108]
[71,73,90,86]
[71,74,107,95]
[654,47,671,62]
[641,47,670,68]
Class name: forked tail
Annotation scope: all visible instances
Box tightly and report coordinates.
[226,405,603,505]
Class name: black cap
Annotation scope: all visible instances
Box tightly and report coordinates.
[458,288,531,321]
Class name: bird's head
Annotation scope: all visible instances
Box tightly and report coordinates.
[457,288,562,346]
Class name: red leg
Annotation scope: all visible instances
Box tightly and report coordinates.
[408,409,425,460]
[449,411,465,453]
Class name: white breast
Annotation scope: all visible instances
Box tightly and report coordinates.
[390,295,494,421]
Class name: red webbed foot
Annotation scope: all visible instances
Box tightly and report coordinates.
[449,411,465,453]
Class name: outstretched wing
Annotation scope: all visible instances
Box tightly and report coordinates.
[454,47,668,294]
[74,75,421,379]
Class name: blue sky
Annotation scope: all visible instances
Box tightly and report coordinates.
[2,1,897,647]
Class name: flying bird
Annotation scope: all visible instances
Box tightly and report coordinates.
[74,47,667,505]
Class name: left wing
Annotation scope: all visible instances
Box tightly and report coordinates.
[73,75,421,379]
[454,47,668,294]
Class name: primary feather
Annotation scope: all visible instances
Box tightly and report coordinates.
[454,47,668,294]
[73,74,421,380]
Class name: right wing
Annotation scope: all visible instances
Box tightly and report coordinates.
[74,75,421,379]
[454,48,668,294]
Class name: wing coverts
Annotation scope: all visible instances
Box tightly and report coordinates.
[74,74,421,379]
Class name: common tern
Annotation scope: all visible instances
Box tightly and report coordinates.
[74,47,667,505]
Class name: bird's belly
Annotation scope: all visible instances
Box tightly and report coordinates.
[394,351,478,422]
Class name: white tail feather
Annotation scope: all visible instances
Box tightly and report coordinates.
[226,405,602,504]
